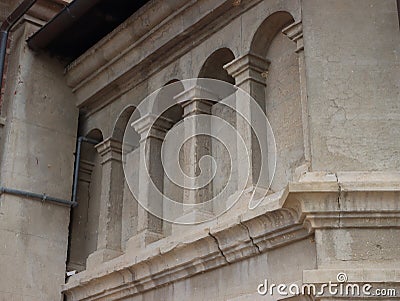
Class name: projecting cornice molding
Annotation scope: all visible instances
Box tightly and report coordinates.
[66,0,246,112]
[95,138,123,165]
[63,172,400,301]
[282,20,304,53]
[224,52,270,87]
[64,0,301,115]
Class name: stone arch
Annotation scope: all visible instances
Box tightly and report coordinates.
[156,79,185,122]
[86,128,103,141]
[154,79,185,235]
[198,47,235,84]
[67,128,103,272]
[112,105,137,142]
[111,106,141,251]
[250,11,295,57]
[198,49,237,212]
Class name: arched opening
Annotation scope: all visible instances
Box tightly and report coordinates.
[250,11,295,58]
[156,80,185,235]
[67,129,103,272]
[112,106,141,251]
[198,48,236,214]
[199,48,235,84]
[251,12,305,191]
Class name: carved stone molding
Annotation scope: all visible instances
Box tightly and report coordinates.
[282,20,304,53]
[63,172,400,300]
[95,138,123,165]
[131,114,174,142]
[67,0,273,113]
[78,159,95,183]
[224,52,270,87]
[286,172,400,231]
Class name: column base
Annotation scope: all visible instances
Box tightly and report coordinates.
[172,210,215,236]
[170,209,215,235]
[126,230,164,251]
[175,208,215,224]
[86,248,123,270]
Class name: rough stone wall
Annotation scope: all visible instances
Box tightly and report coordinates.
[0,21,78,300]
[302,0,400,171]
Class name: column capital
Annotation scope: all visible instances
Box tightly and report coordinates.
[174,85,221,103]
[282,20,304,53]
[182,99,215,117]
[223,52,270,87]
[95,137,123,164]
[131,114,174,141]
[78,160,95,183]
[174,85,219,116]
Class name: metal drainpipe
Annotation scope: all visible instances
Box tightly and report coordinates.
[0,137,99,207]
[0,0,37,102]
[0,186,75,206]
[0,0,76,208]
[71,136,100,206]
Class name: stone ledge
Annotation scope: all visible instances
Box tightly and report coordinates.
[65,0,273,113]
[63,207,310,300]
[62,172,400,300]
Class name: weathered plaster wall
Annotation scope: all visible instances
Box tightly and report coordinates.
[302,0,400,171]
[0,21,78,300]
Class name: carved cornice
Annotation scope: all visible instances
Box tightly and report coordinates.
[65,0,270,114]
[63,206,309,300]
[131,114,174,142]
[175,85,221,103]
[78,160,95,183]
[282,20,304,53]
[175,85,220,117]
[95,138,123,165]
[285,172,400,231]
[224,52,270,87]
[63,172,400,300]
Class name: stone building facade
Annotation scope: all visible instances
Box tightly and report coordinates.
[0,0,399,300]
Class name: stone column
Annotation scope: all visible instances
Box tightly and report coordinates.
[282,21,312,166]
[86,138,123,268]
[174,86,216,223]
[127,114,173,249]
[224,54,270,192]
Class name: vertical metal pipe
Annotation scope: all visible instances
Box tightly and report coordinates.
[71,137,99,206]
[0,0,37,100]
[0,31,8,97]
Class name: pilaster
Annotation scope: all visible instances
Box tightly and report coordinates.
[224,53,270,191]
[282,20,311,165]
[86,138,124,269]
[126,114,174,249]
[173,85,216,224]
